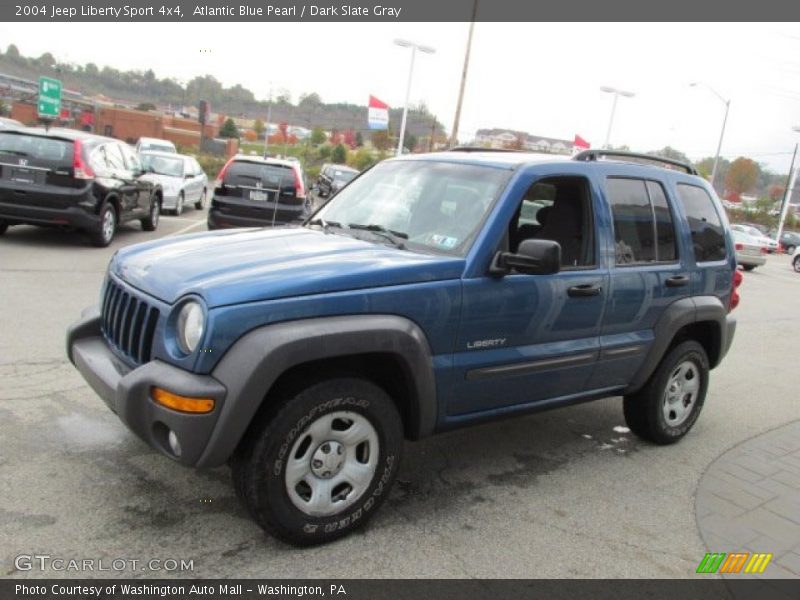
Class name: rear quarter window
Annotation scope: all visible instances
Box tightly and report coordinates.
[676,183,726,262]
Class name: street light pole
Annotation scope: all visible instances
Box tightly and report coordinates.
[690,82,730,191]
[394,39,435,157]
[600,86,635,149]
[776,126,800,245]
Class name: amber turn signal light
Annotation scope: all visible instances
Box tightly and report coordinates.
[151,387,215,414]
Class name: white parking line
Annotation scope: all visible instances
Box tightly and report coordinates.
[170,220,206,236]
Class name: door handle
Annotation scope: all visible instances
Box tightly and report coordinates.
[666,275,690,288]
[567,283,602,297]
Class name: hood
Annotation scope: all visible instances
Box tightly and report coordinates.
[112,227,464,307]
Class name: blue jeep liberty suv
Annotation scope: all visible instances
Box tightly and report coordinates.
[67,149,739,545]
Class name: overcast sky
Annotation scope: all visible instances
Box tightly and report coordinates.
[2,22,800,172]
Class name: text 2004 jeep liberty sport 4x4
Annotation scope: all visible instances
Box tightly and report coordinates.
[68,149,739,545]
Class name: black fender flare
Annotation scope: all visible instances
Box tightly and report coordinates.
[624,296,733,394]
[197,315,437,468]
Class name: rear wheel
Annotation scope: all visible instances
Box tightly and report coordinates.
[742,264,756,271]
[195,189,207,210]
[793,255,800,273]
[232,377,403,546]
[141,197,160,231]
[623,340,709,445]
[0,220,8,235]
[90,203,117,247]
[785,244,796,254]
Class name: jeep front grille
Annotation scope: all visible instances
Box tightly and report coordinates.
[100,278,160,365]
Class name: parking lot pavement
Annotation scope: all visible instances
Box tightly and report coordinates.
[1,227,799,578]
[696,421,800,579]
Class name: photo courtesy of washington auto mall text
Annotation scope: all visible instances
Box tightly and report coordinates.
[1,0,800,598]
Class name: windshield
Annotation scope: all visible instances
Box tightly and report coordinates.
[141,154,184,177]
[310,159,509,255]
[141,142,175,153]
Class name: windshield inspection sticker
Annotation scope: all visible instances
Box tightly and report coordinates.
[430,234,458,249]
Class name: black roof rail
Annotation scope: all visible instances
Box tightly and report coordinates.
[448,146,522,153]
[573,149,698,175]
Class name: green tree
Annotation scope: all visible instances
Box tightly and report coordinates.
[0,99,7,116]
[650,146,691,164]
[5,44,20,59]
[135,102,156,112]
[310,127,327,145]
[332,144,347,164]
[318,145,332,159]
[350,147,376,170]
[355,132,364,147]
[371,130,391,152]
[253,119,265,137]
[725,157,760,200]
[219,118,240,139]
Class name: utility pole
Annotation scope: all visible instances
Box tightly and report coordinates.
[777,142,799,245]
[449,0,478,148]
[263,83,272,159]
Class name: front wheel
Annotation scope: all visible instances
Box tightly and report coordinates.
[785,245,796,255]
[623,340,709,445]
[232,377,403,546]
[195,189,207,210]
[173,193,184,216]
[741,264,756,271]
[793,255,800,273]
[0,220,8,235]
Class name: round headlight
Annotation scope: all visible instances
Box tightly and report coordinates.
[177,301,204,354]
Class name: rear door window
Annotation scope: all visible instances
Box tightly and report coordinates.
[676,184,726,262]
[606,177,678,265]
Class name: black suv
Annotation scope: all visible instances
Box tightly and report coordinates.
[0,128,162,247]
[315,163,358,197]
[207,156,308,229]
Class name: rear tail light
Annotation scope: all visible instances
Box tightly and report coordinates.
[214,158,235,188]
[294,168,306,199]
[734,243,743,251]
[760,246,768,254]
[72,139,95,180]
[729,268,743,312]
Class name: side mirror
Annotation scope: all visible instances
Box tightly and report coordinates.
[490,239,561,276]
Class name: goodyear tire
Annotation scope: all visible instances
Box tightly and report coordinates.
[232,377,403,546]
[623,340,709,445]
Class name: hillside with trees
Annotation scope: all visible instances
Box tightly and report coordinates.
[0,45,445,141]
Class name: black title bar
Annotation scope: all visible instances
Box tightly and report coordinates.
[3,0,799,21]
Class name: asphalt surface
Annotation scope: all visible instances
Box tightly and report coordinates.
[1,212,799,579]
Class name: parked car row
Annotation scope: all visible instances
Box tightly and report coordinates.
[0,128,208,247]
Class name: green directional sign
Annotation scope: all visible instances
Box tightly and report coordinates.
[38,76,62,119]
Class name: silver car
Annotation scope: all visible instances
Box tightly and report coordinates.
[731,229,767,271]
[139,152,208,215]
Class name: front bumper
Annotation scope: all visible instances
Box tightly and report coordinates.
[67,306,227,467]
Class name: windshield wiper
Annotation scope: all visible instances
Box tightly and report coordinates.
[347,223,408,249]
[307,218,344,234]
